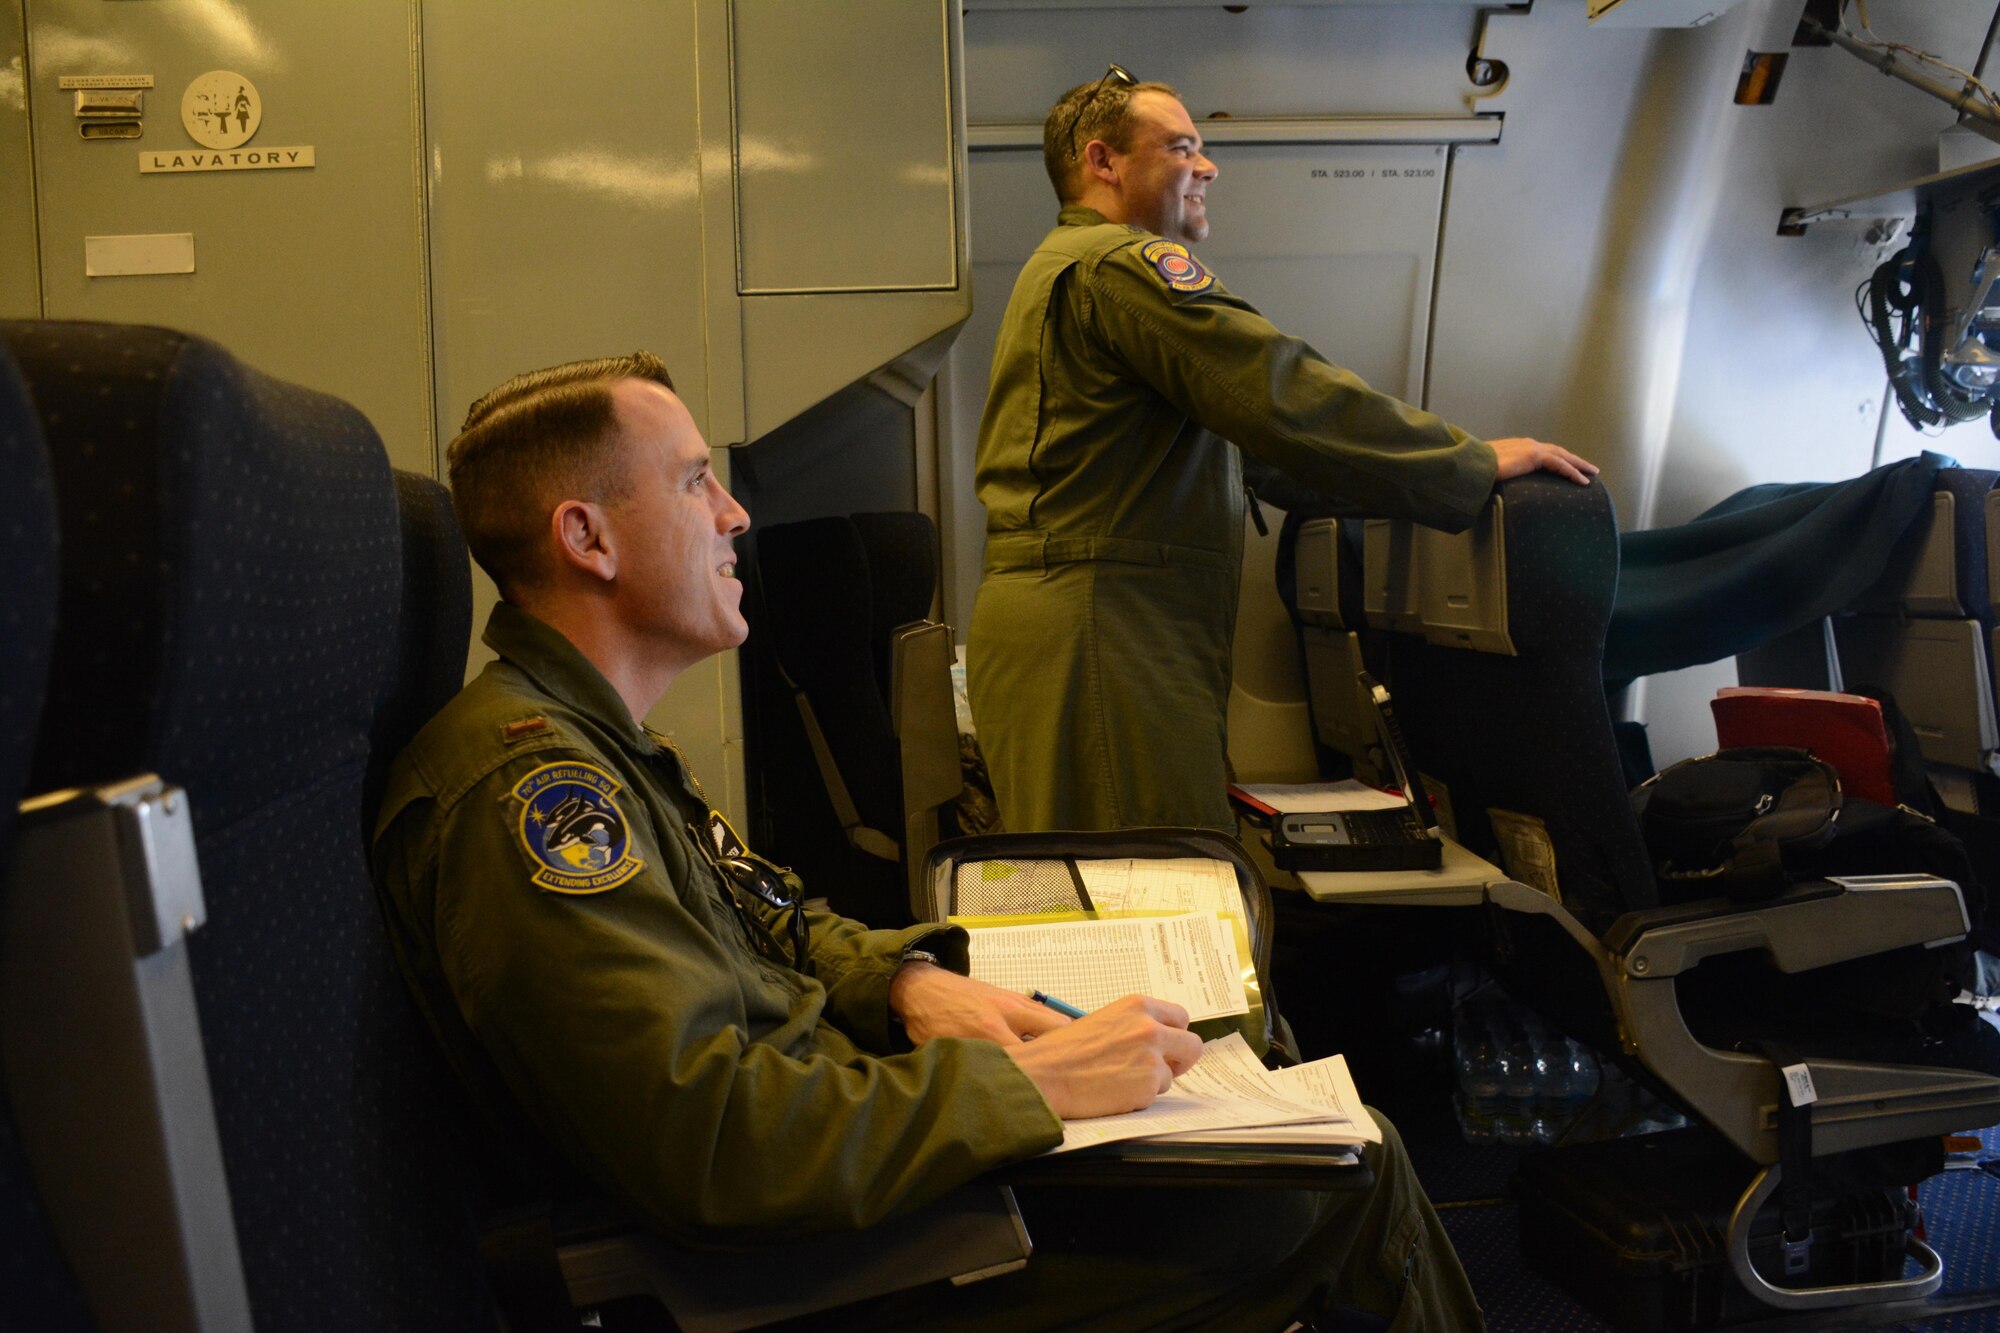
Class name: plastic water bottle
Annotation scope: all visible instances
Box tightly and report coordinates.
[1566,1039,1601,1100]
[1452,1008,1503,1145]
[1494,1015,1539,1146]
[1531,1037,1600,1145]
[1523,1024,1565,1146]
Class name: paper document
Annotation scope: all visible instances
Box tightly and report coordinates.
[967,913,1246,1022]
[1075,857,1241,917]
[1149,1050,1381,1147]
[1231,780,1406,815]
[1053,1034,1336,1153]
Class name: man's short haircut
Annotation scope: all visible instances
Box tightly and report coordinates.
[445,351,675,598]
[1042,77,1181,202]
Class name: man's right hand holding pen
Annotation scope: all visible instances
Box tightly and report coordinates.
[887,960,1204,1118]
[1005,995,1204,1118]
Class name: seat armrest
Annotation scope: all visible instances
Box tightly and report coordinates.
[6,778,252,1333]
[551,1184,1028,1333]
[1605,876,1969,981]
[1483,875,2000,1164]
[1606,877,1998,1163]
[890,620,961,921]
[890,621,961,814]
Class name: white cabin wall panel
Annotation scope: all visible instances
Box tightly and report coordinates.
[732,0,957,294]
[422,0,708,445]
[23,0,431,474]
[965,5,1482,123]
[730,0,971,445]
[1424,6,1659,470]
[421,0,749,823]
[1653,0,2000,534]
[1631,1,2000,763]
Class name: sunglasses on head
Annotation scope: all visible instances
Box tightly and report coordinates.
[1068,63,1139,159]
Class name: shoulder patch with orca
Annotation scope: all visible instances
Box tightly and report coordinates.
[1140,239,1214,294]
[514,760,645,894]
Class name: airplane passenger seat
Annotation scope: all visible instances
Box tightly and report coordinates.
[0,334,100,1331]
[1740,468,2000,791]
[1738,467,2000,952]
[2,320,492,1331]
[745,512,961,926]
[1295,475,1651,936]
[367,468,476,839]
[0,340,54,886]
[1287,473,2000,1318]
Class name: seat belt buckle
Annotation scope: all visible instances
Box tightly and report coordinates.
[1781,1231,1814,1275]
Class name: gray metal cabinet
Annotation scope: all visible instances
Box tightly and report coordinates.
[21,1,432,474]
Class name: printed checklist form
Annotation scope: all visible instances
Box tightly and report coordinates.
[965,913,1247,1022]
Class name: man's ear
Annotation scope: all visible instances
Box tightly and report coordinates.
[551,499,617,583]
[1083,138,1120,187]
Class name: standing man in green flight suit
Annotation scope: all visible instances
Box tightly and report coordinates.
[969,69,1598,834]
[373,351,1488,1329]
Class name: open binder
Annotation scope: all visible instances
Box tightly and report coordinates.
[922,828,1377,1193]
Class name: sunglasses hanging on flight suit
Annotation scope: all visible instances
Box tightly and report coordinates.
[688,808,813,978]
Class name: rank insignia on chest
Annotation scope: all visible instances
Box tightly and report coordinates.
[514,761,646,894]
[1141,239,1214,294]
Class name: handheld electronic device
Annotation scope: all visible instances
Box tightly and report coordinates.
[1271,673,1443,872]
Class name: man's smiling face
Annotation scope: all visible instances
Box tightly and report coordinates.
[1107,90,1217,246]
[604,379,751,672]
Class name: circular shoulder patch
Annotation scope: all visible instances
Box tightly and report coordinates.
[1140,239,1214,294]
[514,761,646,894]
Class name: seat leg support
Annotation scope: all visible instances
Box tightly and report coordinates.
[1726,1164,1943,1311]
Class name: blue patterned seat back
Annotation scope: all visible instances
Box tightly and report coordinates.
[1373,474,1654,936]
[4,321,489,1332]
[0,334,96,1333]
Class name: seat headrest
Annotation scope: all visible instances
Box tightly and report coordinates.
[755,511,937,705]
[365,470,473,830]
[1364,473,1619,659]
[1490,473,1622,655]
[1853,468,1999,620]
[6,321,399,837]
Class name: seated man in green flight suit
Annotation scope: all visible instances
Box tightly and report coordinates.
[969,68,1598,835]
[371,351,1486,1330]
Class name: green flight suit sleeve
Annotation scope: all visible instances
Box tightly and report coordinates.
[1085,245,1499,532]
[423,751,1061,1242]
[784,906,971,1053]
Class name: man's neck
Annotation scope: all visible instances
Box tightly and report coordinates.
[515,594,683,725]
[1071,187,1127,225]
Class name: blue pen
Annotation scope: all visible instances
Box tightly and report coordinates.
[1030,989,1086,1019]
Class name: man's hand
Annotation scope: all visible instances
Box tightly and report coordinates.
[1004,995,1205,1120]
[1489,437,1599,486]
[889,960,1072,1045]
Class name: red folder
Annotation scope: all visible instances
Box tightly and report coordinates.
[1710,687,1896,807]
